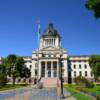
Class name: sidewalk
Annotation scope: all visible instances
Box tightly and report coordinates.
[57,86,76,100]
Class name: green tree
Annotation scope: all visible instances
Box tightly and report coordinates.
[16,57,31,78]
[85,0,100,19]
[3,54,31,85]
[0,64,7,86]
[5,54,18,85]
[89,55,100,82]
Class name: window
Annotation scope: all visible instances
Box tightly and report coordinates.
[79,64,81,69]
[62,62,64,67]
[84,64,87,69]
[30,65,32,69]
[85,71,87,77]
[47,62,51,70]
[42,54,45,57]
[53,62,57,70]
[54,71,57,77]
[41,62,45,68]
[79,71,82,76]
[35,70,37,76]
[73,65,76,69]
[74,71,76,77]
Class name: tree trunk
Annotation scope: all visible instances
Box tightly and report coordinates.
[12,76,16,85]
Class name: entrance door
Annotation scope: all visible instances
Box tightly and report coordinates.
[48,70,51,77]
[53,71,57,77]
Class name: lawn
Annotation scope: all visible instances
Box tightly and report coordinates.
[64,84,96,100]
[82,85,100,95]
[0,84,28,91]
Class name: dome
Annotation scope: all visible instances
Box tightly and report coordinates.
[41,23,60,38]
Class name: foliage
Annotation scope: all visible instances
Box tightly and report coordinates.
[0,84,28,91]
[74,76,94,88]
[0,74,7,87]
[0,64,7,86]
[89,55,100,81]
[3,54,31,85]
[85,0,100,19]
[96,95,100,100]
[16,57,31,78]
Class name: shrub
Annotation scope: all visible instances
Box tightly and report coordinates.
[96,95,100,100]
[85,80,94,88]
[74,76,94,88]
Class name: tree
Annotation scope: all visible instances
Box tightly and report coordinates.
[85,0,100,19]
[0,64,7,86]
[5,54,18,85]
[89,55,100,82]
[16,57,31,78]
[3,54,31,85]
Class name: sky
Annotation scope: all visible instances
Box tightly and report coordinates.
[0,0,100,57]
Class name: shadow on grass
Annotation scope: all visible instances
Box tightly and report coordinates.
[63,92,77,99]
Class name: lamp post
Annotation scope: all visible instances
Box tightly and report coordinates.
[60,54,65,99]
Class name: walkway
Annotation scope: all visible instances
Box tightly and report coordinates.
[57,87,76,100]
[0,87,76,100]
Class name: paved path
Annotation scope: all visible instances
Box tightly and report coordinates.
[0,87,76,100]
[57,87,76,100]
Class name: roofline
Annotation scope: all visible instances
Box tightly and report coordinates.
[21,56,32,58]
[69,55,90,57]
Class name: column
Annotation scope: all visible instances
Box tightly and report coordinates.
[45,61,47,78]
[47,39,48,46]
[54,39,55,46]
[45,39,46,47]
[51,61,53,78]
[57,61,59,78]
[38,61,41,78]
[52,39,53,46]
[53,39,54,46]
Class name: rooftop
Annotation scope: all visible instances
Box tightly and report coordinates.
[41,23,60,38]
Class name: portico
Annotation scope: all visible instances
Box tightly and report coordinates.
[39,60,59,78]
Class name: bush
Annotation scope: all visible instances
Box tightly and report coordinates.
[85,80,94,88]
[96,95,100,100]
[74,76,94,88]
[0,74,7,87]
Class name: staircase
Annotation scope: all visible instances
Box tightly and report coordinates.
[41,78,59,88]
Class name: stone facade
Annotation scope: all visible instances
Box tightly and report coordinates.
[23,23,93,83]
[0,24,93,84]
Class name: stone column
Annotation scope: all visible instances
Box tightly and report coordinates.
[51,61,53,78]
[45,61,47,78]
[38,61,41,78]
[57,61,59,78]
[53,39,54,46]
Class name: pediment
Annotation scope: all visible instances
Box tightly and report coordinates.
[40,46,60,51]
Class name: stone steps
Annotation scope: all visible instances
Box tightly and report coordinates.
[41,78,59,88]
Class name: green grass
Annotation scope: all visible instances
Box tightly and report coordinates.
[64,85,93,100]
[0,84,28,91]
[64,84,100,95]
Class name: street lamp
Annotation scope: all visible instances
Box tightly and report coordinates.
[60,54,65,99]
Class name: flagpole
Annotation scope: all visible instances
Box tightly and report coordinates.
[37,19,40,83]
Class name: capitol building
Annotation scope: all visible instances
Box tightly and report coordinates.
[22,23,93,85]
[0,23,94,86]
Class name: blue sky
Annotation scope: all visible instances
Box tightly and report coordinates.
[0,0,100,57]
